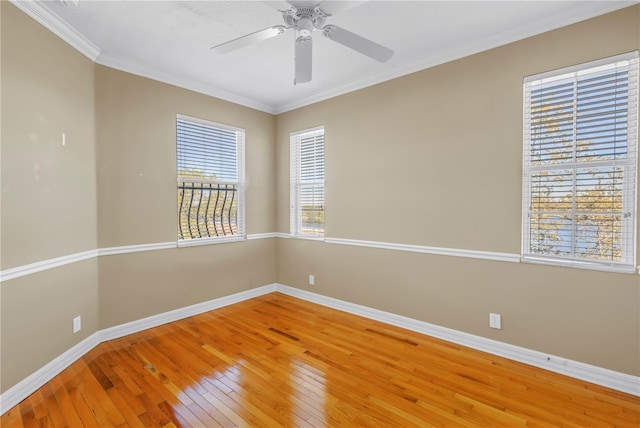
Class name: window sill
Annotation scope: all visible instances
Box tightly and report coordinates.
[178,236,246,248]
[521,255,638,275]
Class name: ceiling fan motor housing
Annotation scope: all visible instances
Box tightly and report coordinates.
[282,6,329,37]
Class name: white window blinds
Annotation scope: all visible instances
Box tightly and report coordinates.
[290,126,325,237]
[177,114,245,242]
[522,52,638,272]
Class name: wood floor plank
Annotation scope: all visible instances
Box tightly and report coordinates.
[2,292,639,427]
[1,407,23,428]
[200,378,269,428]
[16,399,36,428]
[38,383,67,428]
[46,377,85,428]
[66,384,100,426]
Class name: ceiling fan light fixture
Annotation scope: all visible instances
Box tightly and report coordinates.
[297,16,314,37]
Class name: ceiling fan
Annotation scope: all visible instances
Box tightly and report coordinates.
[210,1,394,85]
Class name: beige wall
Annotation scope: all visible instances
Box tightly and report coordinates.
[1,3,97,268]
[1,259,99,391]
[99,239,275,328]
[0,2,277,393]
[1,2,99,391]
[1,1,639,397]
[275,6,640,375]
[94,65,277,328]
[95,65,276,247]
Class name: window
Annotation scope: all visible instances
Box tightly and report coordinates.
[522,52,638,272]
[290,126,325,237]
[177,114,245,244]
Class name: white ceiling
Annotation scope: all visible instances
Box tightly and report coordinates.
[18,0,638,113]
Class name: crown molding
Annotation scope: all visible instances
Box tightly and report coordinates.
[94,52,278,114]
[9,0,100,61]
[10,0,637,115]
[273,1,639,113]
[8,0,276,113]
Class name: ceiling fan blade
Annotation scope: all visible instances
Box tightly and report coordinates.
[211,25,288,54]
[315,1,366,16]
[295,35,313,84]
[323,25,393,62]
[263,1,292,11]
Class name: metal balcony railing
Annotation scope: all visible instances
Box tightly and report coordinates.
[178,181,238,240]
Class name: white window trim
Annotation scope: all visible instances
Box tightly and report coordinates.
[521,52,638,273]
[177,236,245,248]
[176,114,246,246]
[290,125,325,239]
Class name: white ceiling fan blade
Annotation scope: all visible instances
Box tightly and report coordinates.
[323,25,393,62]
[315,1,367,16]
[263,1,292,11]
[295,36,313,84]
[211,26,288,54]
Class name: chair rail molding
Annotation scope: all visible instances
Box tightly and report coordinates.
[3,235,637,283]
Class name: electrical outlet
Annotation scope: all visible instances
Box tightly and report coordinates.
[308,274,315,286]
[73,316,81,333]
[489,313,501,329]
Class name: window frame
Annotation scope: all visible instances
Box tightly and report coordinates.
[521,52,638,273]
[290,126,325,239]
[176,114,245,247]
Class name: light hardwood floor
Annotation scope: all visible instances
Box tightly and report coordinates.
[2,292,639,427]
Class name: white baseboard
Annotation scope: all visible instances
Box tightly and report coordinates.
[100,284,277,341]
[274,284,640,397]
[0,284,277,414]
[2,282,638,416]
[0,332,102,414]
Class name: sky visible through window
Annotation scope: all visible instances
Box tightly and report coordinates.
[177,118,239,182]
